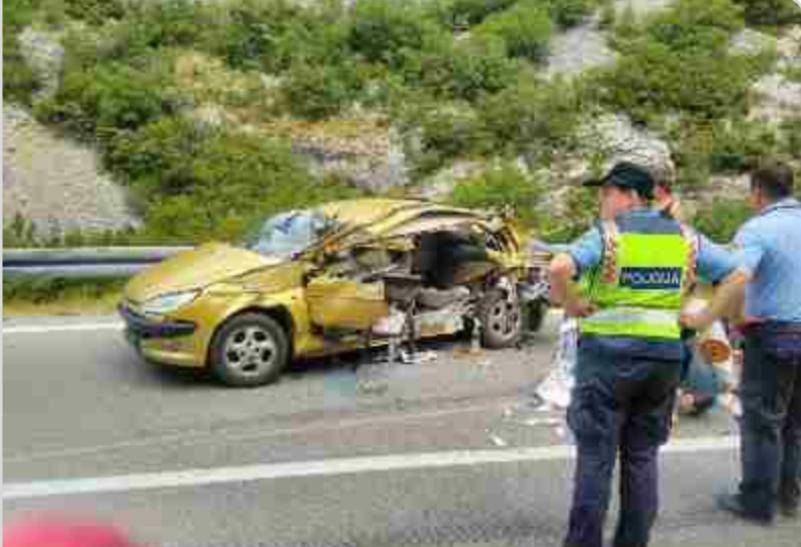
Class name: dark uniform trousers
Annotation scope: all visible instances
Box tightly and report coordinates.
[738,322,801,518]
[564,341,681,547]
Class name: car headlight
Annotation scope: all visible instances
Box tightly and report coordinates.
[141,290,200,316]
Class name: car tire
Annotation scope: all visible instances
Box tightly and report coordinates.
[210,312,289,387]
[479,289,522,349]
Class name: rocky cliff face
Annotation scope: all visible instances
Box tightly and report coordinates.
[3,105,140,236]
[4,3,800,240]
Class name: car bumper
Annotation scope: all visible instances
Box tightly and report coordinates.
[119,303,201,367]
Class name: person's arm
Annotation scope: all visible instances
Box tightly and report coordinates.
[548,254,596,317]
[681,270,749,329]
[548,227,603,318]
[680,230,760,330]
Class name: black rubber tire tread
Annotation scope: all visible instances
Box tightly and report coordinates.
[479,289,522,349]
[210,312,290,387]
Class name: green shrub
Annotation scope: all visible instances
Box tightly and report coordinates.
[450,162,543,226]
[62,0,127,25]
[3,0,40,105]
[598,1,616,28]
[430,0,517,28]
[126,0,208,50]
[401,32,516,101]
[283,61,359,119]
[35,57,180,139]
[394,96,486,174]
[600,44,767,122]
[216,0,309,71]
[272,17,352,69]
[476,1,553,62]
[783,64,801,83]
[478,75,585,161]
[537,185,597,242]
[671,117,782,188]
[599,0,771,122]
[549,0,593,28]
[105,116,359,241]
[349,0,440,68]
[733,0,801,25]
[781,118,801,160]
[104,116,203,194]
[707,119,779,173]
[692,197,752,242]
[447,34,518,99]
[3,212,38,248]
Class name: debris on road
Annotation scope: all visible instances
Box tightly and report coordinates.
[489,434,508,447]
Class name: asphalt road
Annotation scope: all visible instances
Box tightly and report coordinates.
[4,315,800,545]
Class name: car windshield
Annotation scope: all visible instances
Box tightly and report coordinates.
[242,210,333,256]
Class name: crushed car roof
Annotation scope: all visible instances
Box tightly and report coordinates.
[318,198,494,235]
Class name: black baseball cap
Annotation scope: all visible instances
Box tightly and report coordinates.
[582,161,655,199]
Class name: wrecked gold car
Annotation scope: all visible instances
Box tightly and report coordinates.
[119,199,548,386]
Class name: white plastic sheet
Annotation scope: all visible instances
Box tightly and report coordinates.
[535,318,579,410]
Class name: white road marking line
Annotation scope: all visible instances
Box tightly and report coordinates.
[4,436,738,500]
[5,400,515,463]
[3,322,124,334]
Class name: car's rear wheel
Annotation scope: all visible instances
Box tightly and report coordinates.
[479,289,522,348]
[210,313,289,387]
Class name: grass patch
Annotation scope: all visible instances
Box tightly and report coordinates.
[3,277,125,317]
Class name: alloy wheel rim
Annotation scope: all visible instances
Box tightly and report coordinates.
[223,325,277,376]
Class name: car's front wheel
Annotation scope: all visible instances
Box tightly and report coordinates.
[479,289,522,348]
[210,312,289,387]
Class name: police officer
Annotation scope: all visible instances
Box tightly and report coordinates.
[683,161,801,523]
[549,162,739,547]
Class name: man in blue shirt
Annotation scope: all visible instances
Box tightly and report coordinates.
[550,162,740,547]
[685,161,801,524]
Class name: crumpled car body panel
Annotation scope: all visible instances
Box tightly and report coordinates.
[120,198,533,369]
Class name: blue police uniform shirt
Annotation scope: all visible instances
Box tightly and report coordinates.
[734,198,801,323]
[566,208,739,361]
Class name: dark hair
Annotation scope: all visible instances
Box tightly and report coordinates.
[751,161,794,200]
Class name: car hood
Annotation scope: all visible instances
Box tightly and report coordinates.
[124,242,285,303]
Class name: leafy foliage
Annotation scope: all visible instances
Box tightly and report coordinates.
[35,57,180,139]
[692,198,753,242]
[600,0,773,123]
[548,0,594,28]
[396,98,485,175]
[105,117,359,242]
[733,0,801,25]
[450,162,543,226]
[478,75,586,161]
[283,61,360,120]
[3,0,40,105]
[400,31,517,101]
[430,0,518,28]
[349,0,439,68]
[62,0,127,24]
[476,1,553,62]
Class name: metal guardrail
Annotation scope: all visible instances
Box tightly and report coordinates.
[3,246,193,278]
